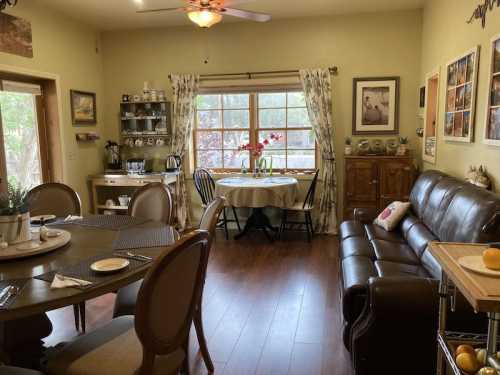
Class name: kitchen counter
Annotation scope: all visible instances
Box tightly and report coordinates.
[88,172,177,214]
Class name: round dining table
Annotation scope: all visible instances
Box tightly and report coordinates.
[0,220,177,322]
[215,176,298,240]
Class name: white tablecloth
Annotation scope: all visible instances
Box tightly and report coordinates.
[215,176,298,208]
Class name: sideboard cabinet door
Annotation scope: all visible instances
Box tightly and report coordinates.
[379,160,414,209]
[344,159,378,219]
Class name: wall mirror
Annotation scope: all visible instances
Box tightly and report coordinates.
[422,69,440,164]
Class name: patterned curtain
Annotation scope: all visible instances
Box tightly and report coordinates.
[299,69,338,234]
[170,74,200,231]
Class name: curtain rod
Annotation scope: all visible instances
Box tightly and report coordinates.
[168,66,338,81]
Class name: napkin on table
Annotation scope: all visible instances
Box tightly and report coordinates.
[50,274,92,289]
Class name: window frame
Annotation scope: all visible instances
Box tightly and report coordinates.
[193,89,317,173]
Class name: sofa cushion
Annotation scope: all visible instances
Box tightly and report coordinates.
[399,214,420,237]
[375,260,431,278]
[340,237,375,260]
[437,185,500,243]
[405,222,437,258]
[365,224,405,243]
[421,177,464,234]
[371,240,420,265]
[340,221,366,241]
[409,170,446,219]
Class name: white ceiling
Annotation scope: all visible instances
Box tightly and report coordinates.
[35,0,425,31]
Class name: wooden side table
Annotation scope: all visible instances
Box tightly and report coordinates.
[429,242,500,375]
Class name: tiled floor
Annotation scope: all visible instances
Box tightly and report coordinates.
[46,230,352,375]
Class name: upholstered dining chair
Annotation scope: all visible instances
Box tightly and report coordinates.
[28,183,84,333]
[28,182,82,218]
[279,169,320,242]
[113,196,225,373]
[128,182,173,225]
[193,168,240,239]
[46,231,210,375]
[0,366,43,374]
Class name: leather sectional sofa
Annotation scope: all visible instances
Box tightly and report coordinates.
[339,170,500,375]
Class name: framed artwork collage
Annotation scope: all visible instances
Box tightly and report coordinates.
[484,34,500,146]
[443,46,479,143]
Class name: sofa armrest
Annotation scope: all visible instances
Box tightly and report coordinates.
[350,277,439,375]
[367,276,439,315]
[353,207,378,224]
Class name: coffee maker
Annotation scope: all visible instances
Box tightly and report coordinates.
[105,141,122,170]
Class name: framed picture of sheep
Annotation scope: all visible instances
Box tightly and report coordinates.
[352,77,400,135]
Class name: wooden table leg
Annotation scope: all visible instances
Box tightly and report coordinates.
[234,208,276,242]
[437,272,449,375]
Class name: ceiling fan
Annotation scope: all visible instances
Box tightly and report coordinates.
[136,0,272,28]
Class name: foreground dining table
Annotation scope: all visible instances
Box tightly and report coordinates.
[0,218,177,366]
[215,176,298,241]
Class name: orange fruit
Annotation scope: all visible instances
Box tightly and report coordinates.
[456,352,480,374]
[483,248,500,270]
[456,344,475,357]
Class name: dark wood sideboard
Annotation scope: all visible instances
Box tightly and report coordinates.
[343,155,416,220]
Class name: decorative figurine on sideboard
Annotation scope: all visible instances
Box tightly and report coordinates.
[386,138,399,155]
[396,137,409,156]
[344,137,353,155]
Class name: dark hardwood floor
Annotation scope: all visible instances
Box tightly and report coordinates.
[45,230,352,375]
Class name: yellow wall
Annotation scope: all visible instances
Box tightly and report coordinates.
[420,0,500,190]
[101,10,423,219]
[0,2,105,212]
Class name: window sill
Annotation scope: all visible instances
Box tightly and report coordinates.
[186,172,315,181]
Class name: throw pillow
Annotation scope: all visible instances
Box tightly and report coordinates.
[374,201,411,231]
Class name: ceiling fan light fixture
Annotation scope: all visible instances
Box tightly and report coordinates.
[188,10,222,28]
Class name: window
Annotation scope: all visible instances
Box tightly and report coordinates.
[0,81,45,188]
[194,90,316,171]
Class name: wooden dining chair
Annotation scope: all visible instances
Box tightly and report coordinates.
[279,169,320,242]
[193,168,240,239]
[28,183,85,333]
[128,182,174,225]
[193,196,225,373]
[46,231,210,375]
[113,197,225,373]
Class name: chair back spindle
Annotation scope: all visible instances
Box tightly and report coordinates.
[303,169,320,210]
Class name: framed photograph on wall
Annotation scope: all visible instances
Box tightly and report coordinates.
[70,90,97,125]
[352,77,399,135]
[484,34,500,146]
[422,68,440,165]
[443,46,479,143]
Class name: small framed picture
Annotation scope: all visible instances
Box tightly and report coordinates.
[484,35,500,146]
[443,46,479,143]
[352,77,399,135]
[419,86,426,108]
[70,90,97,125]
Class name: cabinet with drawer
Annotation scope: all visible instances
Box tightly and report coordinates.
[344,155,415,220]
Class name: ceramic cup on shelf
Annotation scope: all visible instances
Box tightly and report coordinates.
[146,137,154,146]
[118,195,130,207]
[156,138,165,146]
[135,138,144,147]
[105,199,115,208]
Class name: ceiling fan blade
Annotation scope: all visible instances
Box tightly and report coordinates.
[136,7,190,14]
[221,0,255,6]
[222,7,271,22]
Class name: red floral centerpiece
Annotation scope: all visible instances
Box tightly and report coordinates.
[238,133,282,175]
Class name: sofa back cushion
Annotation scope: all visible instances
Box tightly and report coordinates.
[436,184,500,243]
[409,170,446,219]
[408,170,500,245]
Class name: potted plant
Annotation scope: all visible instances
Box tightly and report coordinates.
[396,137,409,156]
[345,137,353,155]
[0,184,32,245]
